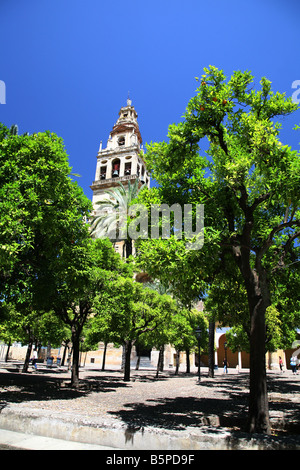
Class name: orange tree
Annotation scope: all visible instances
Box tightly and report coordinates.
[139,66,300,434]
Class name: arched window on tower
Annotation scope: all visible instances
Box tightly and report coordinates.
[125,162,131,175]
[118,136,125,146]
[100,166,106,180]
[112,158,120,177]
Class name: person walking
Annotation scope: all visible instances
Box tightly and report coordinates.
[290,356,297,374]
[223,357,228,374]
[279,356,284,372]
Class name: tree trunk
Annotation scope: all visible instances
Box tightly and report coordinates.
[102,342,108,371]
[125,239,133,258]
[121,344,125,370]
[22,340,33,373]
[247,270,271,434]
[135,354,141,370]
[174,349,180,375]
[208,319,215,378]
[159,344,164,372]
[123,340,132,382]
[47,341,51,361]
[5,340,11,362]
[61,343,68,366]
[185,348,190,373]
[71,327,80,388]
[156,345,164,378]
[67,347,73,370]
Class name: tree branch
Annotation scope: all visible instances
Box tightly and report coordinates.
[272,230,300,273]
[257,219,300,267]
[250,192,271,212]
[215,122,228,156]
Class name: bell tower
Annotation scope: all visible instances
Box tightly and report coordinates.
[90,98,150,211]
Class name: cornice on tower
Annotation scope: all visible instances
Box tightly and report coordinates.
[90,99,150,206]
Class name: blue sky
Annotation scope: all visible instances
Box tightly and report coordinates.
[1,0,300,200]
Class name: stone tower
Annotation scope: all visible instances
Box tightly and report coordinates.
[90,98,150,210]
[90,99,150,256]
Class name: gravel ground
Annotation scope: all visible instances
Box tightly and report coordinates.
[0,365,299,436]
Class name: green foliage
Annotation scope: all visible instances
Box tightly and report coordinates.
[93,275,176,345]
[225,305,285,354]
[138,67,300,431]
[0,303,69,348]
[46,237,127,332]
[136,236,209,307]
[0,124,92,307]
[169,308,208,353]
[140,65,300,340]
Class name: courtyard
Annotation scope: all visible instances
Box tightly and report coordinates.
[0,363,299,450]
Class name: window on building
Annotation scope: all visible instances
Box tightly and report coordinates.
[112,159,120,177]
[100,166,106,179]
[118,136,125,146]
[125,162,131,175]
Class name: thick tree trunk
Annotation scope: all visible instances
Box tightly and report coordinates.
[185,348,190,373]
[125,239,133,258]
[208,319,215,378]
[156,345,164,378]
[5,340,11,362]
[123,340,132,382]
[247,270,271,434]
[159,345,165,372]
[71,327,80,388]
[234,236,271,435]
[22,340,33,373]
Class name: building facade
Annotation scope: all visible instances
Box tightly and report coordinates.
[90,98,150,208]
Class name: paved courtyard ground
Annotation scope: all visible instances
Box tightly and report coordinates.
[0,363,299,449]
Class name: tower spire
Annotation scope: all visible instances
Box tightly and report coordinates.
[127,91,132,106]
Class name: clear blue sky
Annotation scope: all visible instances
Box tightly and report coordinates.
[1,0,300,200]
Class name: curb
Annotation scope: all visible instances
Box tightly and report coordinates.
[0,428,120,450]
[0,407,299,451]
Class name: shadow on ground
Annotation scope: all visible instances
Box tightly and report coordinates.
[107,373,300,434]
[1,368,300,434]
[109,395,248,431]
[0,369,129,409]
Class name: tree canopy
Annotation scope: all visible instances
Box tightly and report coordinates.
[137,66,300,433]
[0,124,92,308]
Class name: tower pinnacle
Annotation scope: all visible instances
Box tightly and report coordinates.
[90,100,150,200]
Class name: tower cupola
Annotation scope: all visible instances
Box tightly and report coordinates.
[90,99,150,209]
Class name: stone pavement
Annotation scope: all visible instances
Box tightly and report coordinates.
[0,363,299,450]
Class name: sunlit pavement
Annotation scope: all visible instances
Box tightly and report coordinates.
[0,429,121,450]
